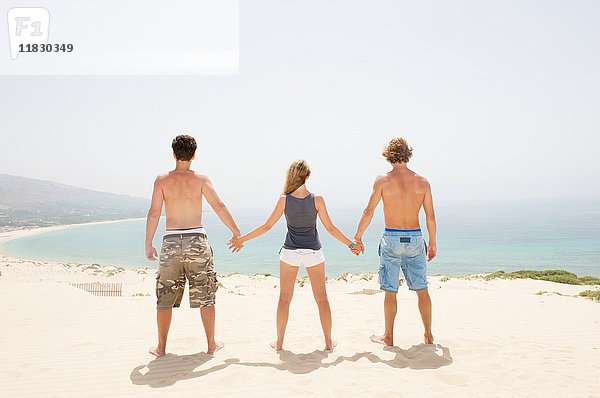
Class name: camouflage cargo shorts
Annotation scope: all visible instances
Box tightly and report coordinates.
[156,233,218,310]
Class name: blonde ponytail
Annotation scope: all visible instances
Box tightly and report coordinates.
[283,160,311,194]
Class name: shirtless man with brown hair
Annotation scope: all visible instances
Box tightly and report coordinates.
[145,135,241,356]
[353,138,437,346]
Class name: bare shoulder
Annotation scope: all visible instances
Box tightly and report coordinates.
[277,194,287,210]
[186,173,210,191]
[413,172,431,189]
[413,172,429,182]
[374,174,388,187]
[313,194,326,212]
[154,173,169,184]
[193,173,212,185]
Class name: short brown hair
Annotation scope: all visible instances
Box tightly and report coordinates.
[172,135,197,161]
[382,137,413,164]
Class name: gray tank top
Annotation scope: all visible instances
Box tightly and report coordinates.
[283,193,322,250]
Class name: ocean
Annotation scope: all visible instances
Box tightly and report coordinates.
[1,200,599,277]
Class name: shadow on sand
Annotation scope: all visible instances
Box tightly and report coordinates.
[334,343,453,370]
[130,344,452,387]
[130,352,237,388]
[235,343,453,374]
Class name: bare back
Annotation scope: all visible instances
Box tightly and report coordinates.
[157,170,206,229]
[146,156,240,262]
[355,162,436,261]
[379,167,430,229]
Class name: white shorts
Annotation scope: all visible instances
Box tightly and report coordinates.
[280,248,325,268]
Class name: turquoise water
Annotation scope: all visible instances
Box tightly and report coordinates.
[1,200,599,277]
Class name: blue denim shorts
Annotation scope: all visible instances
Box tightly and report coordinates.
[378,228,428,292]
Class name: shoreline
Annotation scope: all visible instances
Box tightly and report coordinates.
[0,217,146,244]
[0,255,598,295]
[1,246,599,281]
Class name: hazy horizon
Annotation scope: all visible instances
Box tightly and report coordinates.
[1,1,599,210]
[2,171,600,209]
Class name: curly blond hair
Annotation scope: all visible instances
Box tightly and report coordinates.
[382,137,413,164]
[283,160,311,194]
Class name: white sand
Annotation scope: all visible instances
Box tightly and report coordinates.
[1,257,599,397]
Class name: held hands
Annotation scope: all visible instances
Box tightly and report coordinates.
[227,234,244,253]
[146,244,158,261]
[349,239,364,256]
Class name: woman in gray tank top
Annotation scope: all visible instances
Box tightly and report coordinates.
[230,160,359,351]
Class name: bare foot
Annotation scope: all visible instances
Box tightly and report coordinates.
[270,341,283,351]
[149,347,166,357]
[424,333,434,345]
[370,334,393,346]
[325,340,338,351]
[207,341,224,355]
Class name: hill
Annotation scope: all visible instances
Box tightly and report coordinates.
[0,174,149,229]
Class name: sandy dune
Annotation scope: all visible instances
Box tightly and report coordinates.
[1,258,599,397]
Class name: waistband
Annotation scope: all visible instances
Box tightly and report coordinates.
[164,227,206,238]
[383,228,422,236]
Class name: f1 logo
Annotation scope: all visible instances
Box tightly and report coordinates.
[7,8,50,60]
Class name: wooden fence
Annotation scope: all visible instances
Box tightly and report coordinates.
[70,282,122,297]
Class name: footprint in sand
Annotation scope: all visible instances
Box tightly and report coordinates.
[7,370,23,378]
[436,372,470,386]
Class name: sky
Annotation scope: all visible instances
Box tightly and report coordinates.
[1,0,599,210]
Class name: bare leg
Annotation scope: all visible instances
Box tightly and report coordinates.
[150,309,172,357]
[271,261,299,351]
[370,291,396,346]
[306,263,336,350]
[200,305,224,354]
[416,289,433,344]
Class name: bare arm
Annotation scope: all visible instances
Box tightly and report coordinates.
[315,195,354,248]
[145,177,164,260]
[236,196,285,246]
[353,177,384,252]
[202,176,241,237]
[423,183,437,261]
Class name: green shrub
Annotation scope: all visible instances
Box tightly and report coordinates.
[336,272,352,282]
[579,290,600,302]
[535,290,567,297]
[483,270,600,285]
[579,276,600,285]
[360,273,375,281]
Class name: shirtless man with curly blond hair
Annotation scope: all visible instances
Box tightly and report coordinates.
[353,138,437,346]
